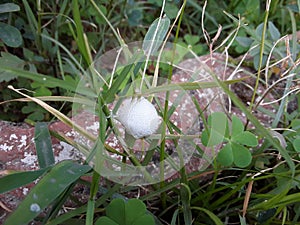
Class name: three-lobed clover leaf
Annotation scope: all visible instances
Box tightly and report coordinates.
[95,198,155,225]
[202,112,258,168]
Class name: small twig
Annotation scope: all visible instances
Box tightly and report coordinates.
[242,180,253,217]
[0,200,12,212]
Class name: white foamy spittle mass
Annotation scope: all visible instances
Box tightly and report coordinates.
[117,97,161,139]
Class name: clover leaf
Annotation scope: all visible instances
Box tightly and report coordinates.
[95,198,155,225]
[202,112,258,168]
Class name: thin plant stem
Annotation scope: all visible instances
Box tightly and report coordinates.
[85,171,101,225]
[249,0,271,110]
[160,0,187,209]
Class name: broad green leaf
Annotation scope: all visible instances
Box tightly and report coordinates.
[33,86,52,97]
[126,199,147,225]
[143,16,170,56]
[164,2,179,19]
[0,52,25,82]
[201,129,209,147]
[4,161,91,225]
[127,9,143,27]
[231,115,244,137]
[34,122,55,168]
[204,112,227,147]
[268,21,281,41]
[291,119,300,131]
[231,142,252,168]
[95,217,119,225]
[293,138,300,152]
[96,198,154,225]
[132,215,155,225]
[232,131,258,147]
[217,143,233,166]
[235,36,253,48]
[0,3,20,13]
[255,23,264,40]
[106,198,125,224]
[0,168,49,194]
[246,0,260,22]
[184,34,200,45]
[0,22,22,47]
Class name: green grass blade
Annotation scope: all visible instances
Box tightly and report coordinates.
[0,168,50,194]
[4,161,91,225]
[0,66,78,92]
[190,207,223,225]
[170,208,180,225]
[89,0,124,46]
[22,0,37,30]
[8,86,97,143]
[143,78,246,96]
[34,122,55,168]
[180,183,192,225]
[72,0,93,65]
[85,171,101,225]
[0,96,95,107]
[22,0,41,49]
[47,184,122,225]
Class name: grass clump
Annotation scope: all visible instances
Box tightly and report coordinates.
[0,0,300,224]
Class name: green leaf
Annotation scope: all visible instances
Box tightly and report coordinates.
[190,207,223,225]
[268,21,280,41]
[0,66,87,94]
[235,36,253,48]
[239,215,247,225]
[127,9,143,27]
[33,86,52,97]
[72,0,92,65]
[4,161,91,225]
[0,168,49,194]
[95,217,119,225]
[143,16,170,56]
[184,34,200,45]
[132,215,155,225]
[0,52,25,82]
[232,131,258,147]
[217,143,233,166]
[0,3,20,13]
[209,40,295,174]
[231,142,252,168]
[96,198,154,225]
[231,115,244,137]
[34,122,55,168]
[180,183,192,225]
[0,22,22,47]
[102,55,140,103]
[106,198,126,224]
[203,112,227,147]
[125,199,147,225]
[293,138,300,152]
[164,2,179,19]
